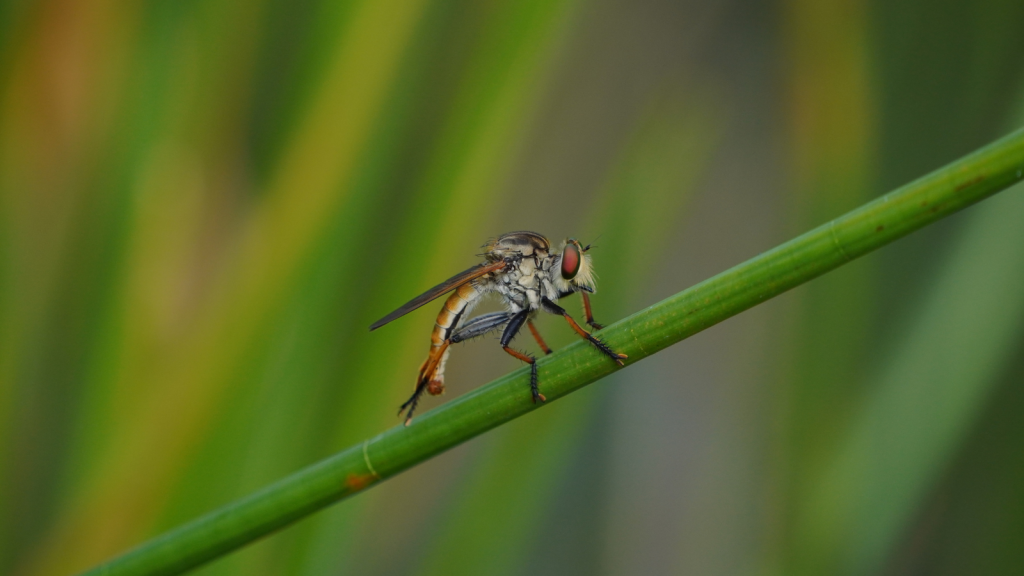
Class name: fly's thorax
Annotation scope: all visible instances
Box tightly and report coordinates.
[485,231,551,260]
[540,276,560,301]
[515,257,541,291]
[492,269,533,311]
[495,282,527,312]
[538,253,557,272]
[477,231,584,313]
[525,287,542,309]
[517,257,536,277]
[501,254,550,292]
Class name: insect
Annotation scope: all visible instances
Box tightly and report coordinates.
[370,231,627,425]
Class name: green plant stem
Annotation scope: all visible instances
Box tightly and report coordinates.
[81,127,1024,576]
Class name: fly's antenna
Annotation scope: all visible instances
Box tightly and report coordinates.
[584,232,603,252]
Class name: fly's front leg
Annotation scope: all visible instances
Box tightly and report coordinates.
[542,296,626,366]
[500,310,545,403]
[559,286,604,330]
[580,291,604,330]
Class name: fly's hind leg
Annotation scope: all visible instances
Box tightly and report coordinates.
[403,313,514,425]
[542,296,626,365]
[399,382,428,427]
[451,312,513,344]
[400,340,451,426]
[500,310,545,403]
[399,389,425,427]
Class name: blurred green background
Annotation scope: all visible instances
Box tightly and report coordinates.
[2,0,1024,574]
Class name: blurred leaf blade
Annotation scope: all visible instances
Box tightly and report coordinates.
[775,3,879,567]
[794,182,1024,575]
[791,103,1024,572]
[20,0,432,573]
[778,1,1024,572]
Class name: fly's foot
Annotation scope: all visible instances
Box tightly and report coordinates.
[502,343,545,404]
[587,334,628,367]
[530,362,546,403]
[399,391,422,426]
[587,321,605,331]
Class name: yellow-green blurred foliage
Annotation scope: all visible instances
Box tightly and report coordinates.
[2,0,1024,574]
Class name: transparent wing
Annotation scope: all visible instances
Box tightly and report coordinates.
[369,260,506,331]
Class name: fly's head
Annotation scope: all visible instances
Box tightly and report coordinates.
[555,238,595,292]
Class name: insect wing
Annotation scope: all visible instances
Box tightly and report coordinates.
[369,260,506,331]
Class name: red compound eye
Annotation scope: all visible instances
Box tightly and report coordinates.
[561,242,581,280]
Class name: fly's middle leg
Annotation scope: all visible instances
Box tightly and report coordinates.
[501,310,545,403]
[527,319,552,355]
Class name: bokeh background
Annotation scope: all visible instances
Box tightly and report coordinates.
[3,0,1024,574]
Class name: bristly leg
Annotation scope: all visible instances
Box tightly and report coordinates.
[580,331,625,365]
[542,296,626,366]
[501,310,547,403]
[529,361,542,402]
[527,319,553,355]
[401,340,451,425]
[399,386,425,426]
[451,312,513,344]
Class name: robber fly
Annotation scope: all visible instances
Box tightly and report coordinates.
[370,231,627,425]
